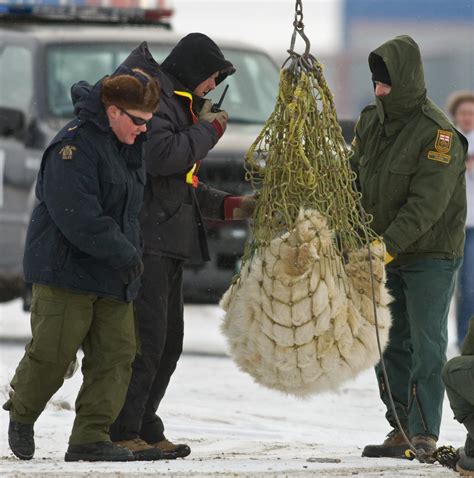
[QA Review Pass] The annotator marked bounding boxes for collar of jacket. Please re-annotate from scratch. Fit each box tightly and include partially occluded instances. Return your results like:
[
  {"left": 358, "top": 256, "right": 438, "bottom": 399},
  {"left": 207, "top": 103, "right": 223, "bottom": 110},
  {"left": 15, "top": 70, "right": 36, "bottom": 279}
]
[{"left": 174, "top": 90, "right": 199, "bottom": 124}]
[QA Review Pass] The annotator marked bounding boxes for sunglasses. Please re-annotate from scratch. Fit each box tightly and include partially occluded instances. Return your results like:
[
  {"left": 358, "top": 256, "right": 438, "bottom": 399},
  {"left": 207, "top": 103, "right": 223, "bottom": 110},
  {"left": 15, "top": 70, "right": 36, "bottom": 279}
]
[{"left": 118, "top": 107, "right": 151, "bottom": 128}]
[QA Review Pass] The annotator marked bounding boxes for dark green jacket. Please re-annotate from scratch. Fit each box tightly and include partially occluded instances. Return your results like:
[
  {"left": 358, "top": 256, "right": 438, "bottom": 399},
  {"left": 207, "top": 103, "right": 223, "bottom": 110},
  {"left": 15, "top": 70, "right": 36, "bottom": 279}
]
[{"left": 351, "top": 35, "right": 467, "bottom": 264}]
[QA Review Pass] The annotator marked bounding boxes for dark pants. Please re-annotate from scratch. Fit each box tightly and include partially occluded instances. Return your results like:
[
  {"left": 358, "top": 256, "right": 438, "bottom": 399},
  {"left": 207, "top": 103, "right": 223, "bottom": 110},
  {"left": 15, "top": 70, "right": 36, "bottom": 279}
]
[
  {"left": 375, "top": 258, "right": 461, "bottom": 438},
  {"left": 3, "top": 284, "right": 136, "bottom": 445},
  {"left": 110, "top": 254, "right": 184, "bottom": 443},
  {"left": 443, "top": 355, "right": 474, "bottom": 456}
]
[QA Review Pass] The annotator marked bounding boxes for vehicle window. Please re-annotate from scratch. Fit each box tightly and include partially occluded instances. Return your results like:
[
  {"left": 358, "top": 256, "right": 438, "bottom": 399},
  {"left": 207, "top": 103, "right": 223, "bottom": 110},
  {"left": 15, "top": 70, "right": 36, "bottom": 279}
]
[
  {"left": 215, "top": 50, "right": 279, "bottom": 124},
  {"left": 47, "top": 44, "right": 171, "bottom": 117},
  {"left": 0, "top": 45, "right": 33, "bottom": 111},
  {"left": 47, "top": 44, "right": 280, "bottom": 124}
]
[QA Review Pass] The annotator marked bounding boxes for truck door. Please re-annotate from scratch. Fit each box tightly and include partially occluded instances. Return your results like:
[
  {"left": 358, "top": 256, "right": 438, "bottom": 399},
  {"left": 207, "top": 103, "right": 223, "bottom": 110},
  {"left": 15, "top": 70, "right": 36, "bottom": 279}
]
[{"left": 0, "top": 41, "right": 39, "bottom": 298}]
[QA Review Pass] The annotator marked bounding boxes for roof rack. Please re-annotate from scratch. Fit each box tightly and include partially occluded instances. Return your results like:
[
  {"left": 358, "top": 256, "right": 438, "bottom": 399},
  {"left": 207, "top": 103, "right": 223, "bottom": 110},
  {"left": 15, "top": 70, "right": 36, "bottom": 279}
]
[{"left": 0, "top": 1, "right": 173, "bottom": 27}]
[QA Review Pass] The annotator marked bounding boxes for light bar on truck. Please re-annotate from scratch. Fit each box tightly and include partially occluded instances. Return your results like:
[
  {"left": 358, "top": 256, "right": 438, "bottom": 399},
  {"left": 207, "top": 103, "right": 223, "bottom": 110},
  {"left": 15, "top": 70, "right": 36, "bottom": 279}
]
[{"left": 0, "top": 0, "right": 173, "bottom": 25}]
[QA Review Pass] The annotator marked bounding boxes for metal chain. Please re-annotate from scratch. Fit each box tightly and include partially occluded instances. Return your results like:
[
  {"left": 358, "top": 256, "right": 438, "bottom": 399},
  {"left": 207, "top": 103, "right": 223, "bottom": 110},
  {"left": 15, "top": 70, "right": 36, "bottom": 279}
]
[{"left": 294, "top": 0, "right": 304, "bottom": 29}]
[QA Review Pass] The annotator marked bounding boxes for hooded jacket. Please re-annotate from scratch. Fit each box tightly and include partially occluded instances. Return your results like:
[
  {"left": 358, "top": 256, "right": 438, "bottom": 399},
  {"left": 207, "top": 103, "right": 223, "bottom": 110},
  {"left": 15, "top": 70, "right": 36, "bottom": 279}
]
[
  {"left": 120, "top": 39, "right": 234, "bottom": 262},
  {"left": 23, "top": 75, "right": 145, "bottom": 302},
  {"left": 351, "top": 35, "right": 467, "bottom": 264}
]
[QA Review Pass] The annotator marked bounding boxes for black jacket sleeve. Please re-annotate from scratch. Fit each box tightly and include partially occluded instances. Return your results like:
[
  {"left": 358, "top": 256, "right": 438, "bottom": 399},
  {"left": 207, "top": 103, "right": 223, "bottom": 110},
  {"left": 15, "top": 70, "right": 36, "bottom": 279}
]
[
  {"left": 144, "top": 98, "right": 219, "bottom": 177},
  {"left": 42, "top": 144, "right": 139, "bottom": 270},
  {"left": 195, "top": 182, "right": 230, "bottom": 220}
]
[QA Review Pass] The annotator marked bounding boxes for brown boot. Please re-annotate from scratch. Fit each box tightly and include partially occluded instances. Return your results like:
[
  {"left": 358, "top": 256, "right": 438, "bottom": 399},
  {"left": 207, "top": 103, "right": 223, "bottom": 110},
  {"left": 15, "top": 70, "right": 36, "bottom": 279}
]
[
  {"left": 412, "top": 434, "right": 437, "bottom": 463},
  {"left": 362, "top": 429, "right": 409, "bottom": 458},
  {"left": 114, "top": 438, "right": 164, "bottom": 461},
  {"left": 151, "top": 438, "right": 191, "bottom": 459}
]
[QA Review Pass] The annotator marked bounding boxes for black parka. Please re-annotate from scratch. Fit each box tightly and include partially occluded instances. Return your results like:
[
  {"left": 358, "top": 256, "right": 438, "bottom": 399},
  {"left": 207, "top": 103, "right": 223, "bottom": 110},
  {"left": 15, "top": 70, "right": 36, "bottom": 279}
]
[
  {"left": 120, "top": 40, "right": 233, "bottom": 262},
  {"left": 23, "top": 78, "right": 145, "bottom": 302}
]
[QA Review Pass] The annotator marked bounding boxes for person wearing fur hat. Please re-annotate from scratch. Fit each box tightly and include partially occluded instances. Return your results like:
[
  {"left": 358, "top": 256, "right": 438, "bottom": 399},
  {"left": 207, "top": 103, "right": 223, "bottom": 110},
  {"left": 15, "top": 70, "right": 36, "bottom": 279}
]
[
  {"left": 109, "top": 34, "right": 255, "bottom": 459},
  {"left": 3, "top": 67, "right": 161, "bottom": 462},
  {"left": 350, "top": 35, "right": 467, "bottom": 461}
]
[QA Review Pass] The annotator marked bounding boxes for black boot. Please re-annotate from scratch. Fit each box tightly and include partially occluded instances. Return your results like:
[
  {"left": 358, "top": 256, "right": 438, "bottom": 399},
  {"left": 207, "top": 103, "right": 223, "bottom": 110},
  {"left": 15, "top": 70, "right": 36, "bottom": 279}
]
[
  {"left": 65, "top": 441, "right": 134, "bottom": 462},
  {"left": 9, "top": 419, "right": 35, "bottom": 460},
  {"left": 362, "top": 428, "right": 409, "bottom": 458}
]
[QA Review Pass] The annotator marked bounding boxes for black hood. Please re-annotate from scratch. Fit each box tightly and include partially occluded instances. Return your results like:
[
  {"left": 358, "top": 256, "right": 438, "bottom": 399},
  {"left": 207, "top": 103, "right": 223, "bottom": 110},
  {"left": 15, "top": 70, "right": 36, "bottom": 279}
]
[
  {"left": 119, "top": 41, "right": 175, "bottom": 98},
  {"left": 160, "top": 33, "right": 235, "bottom": 92}
]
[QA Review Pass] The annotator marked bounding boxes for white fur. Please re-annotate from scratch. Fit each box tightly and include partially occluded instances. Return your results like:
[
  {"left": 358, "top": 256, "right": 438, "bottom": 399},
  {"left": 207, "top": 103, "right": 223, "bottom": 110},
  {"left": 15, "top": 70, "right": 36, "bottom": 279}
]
[{"left": 220, "top": 209, "right": 392, "bottom": 397}]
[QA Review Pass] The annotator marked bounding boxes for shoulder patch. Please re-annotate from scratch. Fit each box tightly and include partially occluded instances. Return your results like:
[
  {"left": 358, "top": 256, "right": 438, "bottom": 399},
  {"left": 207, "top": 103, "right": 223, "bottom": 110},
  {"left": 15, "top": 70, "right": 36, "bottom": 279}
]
[
  {"left": 435, "top": 130, "right": 453, "bottom": 154},
  {"left": 58, "top": 145, "right": 77, "bottom": 161}
]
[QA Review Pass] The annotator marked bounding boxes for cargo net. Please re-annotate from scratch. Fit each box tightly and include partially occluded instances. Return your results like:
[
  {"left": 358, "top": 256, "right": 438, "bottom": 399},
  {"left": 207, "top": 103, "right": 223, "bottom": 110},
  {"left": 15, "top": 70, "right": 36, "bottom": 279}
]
[{"left": 220, "top": 24, "right": 392, "bottom": 396}]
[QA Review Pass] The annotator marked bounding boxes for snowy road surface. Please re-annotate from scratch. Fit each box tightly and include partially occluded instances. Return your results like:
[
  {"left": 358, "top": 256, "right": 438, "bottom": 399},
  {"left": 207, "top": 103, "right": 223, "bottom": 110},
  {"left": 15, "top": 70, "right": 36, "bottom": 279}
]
[{"left": 0, "top": 300, "right": 462, "bottom": 477}]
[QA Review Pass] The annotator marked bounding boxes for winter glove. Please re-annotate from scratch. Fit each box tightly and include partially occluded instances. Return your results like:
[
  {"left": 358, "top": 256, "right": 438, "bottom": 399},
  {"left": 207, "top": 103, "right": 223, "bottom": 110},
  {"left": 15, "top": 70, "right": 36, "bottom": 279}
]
[
  {"left": 119, "top": 258, "right": 144, "bottom": 284},
  {"left": 198, "top": 99, "right": 228, "bottom": 137},
  {"left": 224, "top": 195, "right": 257, "bottom": 220},
  {"left": 371, "top": 239, "right": 394, "bottom": 265}
]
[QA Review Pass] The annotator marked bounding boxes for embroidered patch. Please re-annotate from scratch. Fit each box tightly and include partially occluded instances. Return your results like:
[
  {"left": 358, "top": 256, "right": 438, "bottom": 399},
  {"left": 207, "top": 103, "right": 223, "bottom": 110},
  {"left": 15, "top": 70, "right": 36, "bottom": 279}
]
[
  {"left": 58, "top": 145, "right": 76, "bottom": 161},
  {"left": 435, "top": 130, "right": 453, "bottom": 154},
  {"left": 427, "top": 150, "right": 451, "bottom": 164}
]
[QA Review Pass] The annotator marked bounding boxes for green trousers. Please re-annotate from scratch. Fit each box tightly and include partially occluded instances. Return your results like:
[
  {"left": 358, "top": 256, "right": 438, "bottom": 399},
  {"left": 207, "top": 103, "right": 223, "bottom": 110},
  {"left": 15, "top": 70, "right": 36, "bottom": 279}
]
[
  {"left": 375, "top": 258, "right": 461, "bottom": 438},
  {"left": 443, "top": 355, "right": 474, "bottom": 456},
  {"left": 3, "top": 284, "right": 136, "bottom": 445}
]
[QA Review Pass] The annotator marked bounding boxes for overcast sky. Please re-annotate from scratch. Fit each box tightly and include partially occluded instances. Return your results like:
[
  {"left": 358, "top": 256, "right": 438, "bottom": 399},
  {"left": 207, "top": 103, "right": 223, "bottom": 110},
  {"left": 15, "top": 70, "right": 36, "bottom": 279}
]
[{"left": 169, "top": 0, "right": 343, "bottom": 58}]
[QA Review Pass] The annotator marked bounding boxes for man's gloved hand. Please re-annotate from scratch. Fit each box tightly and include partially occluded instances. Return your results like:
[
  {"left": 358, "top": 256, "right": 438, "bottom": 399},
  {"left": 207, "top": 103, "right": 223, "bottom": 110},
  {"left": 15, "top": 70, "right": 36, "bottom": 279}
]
[
  {"left": 371, "top": 239, "right": 394, "bottom": 265},
  {"left": 119, "top": 258, "right": 144, "bottom": 284},
  {"left": 198, "top": 99, "right": 228, "bottom": 137},
  {"left": 224, "top": 195, "right": 257, "bottom": 220}
]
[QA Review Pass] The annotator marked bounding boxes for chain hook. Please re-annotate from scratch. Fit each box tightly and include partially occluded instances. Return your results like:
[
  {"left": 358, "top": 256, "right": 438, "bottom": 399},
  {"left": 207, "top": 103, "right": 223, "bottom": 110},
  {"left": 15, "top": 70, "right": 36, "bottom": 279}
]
[{"left": 288, "top": 0, "right": 311, "bottom": 58}]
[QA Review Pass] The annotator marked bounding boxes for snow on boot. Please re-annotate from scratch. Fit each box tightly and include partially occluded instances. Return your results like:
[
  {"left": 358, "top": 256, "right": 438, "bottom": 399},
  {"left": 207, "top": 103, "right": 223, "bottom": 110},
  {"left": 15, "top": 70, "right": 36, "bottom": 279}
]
[
  {"left": 114, "top": 438, "right": 164, "bottom": 461},
  {"left": 8, "top": 419, "right": 34, "bottom": 460},
  {"left": 64, "top": 441, "right": 133, "bottom": 462},
  {"left": 412, "top": 434, "right": 437, "bottom": 463},
  {"left": 362, "top": 429, "right": 409, "bottom": 458},
  {"left": 151, "top": 438, "right": 191, "bottom": 459}
]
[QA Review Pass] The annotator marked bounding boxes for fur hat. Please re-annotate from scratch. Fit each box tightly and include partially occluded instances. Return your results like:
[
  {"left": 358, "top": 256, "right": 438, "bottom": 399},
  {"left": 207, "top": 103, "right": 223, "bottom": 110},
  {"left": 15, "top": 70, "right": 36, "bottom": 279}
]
[{"left": 101, "top": 67, "right": 160, "bottom": 112}]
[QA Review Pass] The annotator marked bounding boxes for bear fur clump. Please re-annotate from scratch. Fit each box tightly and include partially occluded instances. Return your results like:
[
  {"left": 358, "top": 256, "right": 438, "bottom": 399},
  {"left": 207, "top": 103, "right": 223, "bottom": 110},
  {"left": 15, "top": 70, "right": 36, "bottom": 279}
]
[{"left": 220, "top": 209, "right": 392, "bottom": 396}]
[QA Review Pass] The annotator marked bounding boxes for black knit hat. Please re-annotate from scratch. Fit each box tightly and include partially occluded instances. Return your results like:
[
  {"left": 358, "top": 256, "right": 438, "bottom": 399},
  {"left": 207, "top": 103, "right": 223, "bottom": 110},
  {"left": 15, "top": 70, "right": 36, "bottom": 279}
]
[{"left": 369, "top": 53, "right": 392, "bottom": 86}]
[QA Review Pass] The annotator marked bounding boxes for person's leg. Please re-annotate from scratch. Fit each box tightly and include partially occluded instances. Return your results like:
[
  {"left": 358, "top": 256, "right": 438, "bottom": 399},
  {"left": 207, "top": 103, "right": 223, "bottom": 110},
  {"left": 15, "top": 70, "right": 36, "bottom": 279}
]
[
  {"left": 363, "top": 267, "right": 412, "bottom": 458},
  {"left": 140, "top": 259, "right": 184, "bottom": 443},
  {"left": 442, "top": 356, "right": 474, "bottom": 473},
  {"left": 4, "top": 284, "right": 95, "bottom": 459},
  {"left": 457, "top": 228, "right": 474, "bottom": 347},
  {"left": 139, "top": 259, "right": 189, "bottom": 458},
  {"left": 69, "top": 296, "right": 136, "bottom": 445},
  {"left": 374, "top": 267, "right": 412, "bottom": 432},
  {"left": 404, "top": 258, "right": 460, "bottom": 439},
  {"left": 109, "top": 254, "right": 170, "bottom": 442}
]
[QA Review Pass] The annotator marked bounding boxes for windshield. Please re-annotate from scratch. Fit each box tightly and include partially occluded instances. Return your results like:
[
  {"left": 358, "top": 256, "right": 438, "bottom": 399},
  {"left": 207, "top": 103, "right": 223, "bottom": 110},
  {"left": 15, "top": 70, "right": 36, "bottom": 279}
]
[{"left": 46, "top": 44, "right": 279, "bottom": 123}]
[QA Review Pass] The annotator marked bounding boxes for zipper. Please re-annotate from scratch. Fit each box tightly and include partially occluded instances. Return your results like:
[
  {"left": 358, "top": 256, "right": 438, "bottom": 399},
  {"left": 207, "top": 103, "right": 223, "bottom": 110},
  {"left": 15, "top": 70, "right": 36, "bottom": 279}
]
[{"left": 408, "top": 382, "right": 429, "bottom": 434}]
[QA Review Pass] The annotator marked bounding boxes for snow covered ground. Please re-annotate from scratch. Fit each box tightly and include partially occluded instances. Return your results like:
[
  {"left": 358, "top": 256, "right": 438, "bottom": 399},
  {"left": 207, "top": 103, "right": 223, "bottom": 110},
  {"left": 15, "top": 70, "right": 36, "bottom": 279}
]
[{"left": 0, "top": 299, "right": 463, "bottom": 477}]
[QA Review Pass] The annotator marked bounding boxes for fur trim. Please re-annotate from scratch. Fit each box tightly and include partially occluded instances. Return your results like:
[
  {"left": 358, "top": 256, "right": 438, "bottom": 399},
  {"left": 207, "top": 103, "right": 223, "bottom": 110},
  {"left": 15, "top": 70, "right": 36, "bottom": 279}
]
[{"left": 220, "top": 209, "right": 392, "bottom": 397}]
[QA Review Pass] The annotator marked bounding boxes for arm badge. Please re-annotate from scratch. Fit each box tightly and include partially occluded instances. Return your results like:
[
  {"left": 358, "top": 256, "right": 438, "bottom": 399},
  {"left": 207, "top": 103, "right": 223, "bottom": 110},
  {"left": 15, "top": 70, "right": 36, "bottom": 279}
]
[
  {"left": 59, "top": 145, "right": 77, "bottom": 161},
  {"left": 435, "top": 130, "right": 453, "bottom": 154}
]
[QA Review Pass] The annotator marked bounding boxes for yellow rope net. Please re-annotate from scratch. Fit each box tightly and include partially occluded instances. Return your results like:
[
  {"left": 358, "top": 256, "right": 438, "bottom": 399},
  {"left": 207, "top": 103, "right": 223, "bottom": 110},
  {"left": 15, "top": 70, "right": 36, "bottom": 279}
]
[{"left": 220, "top": 2, "right": 391, "bottom": 396}]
